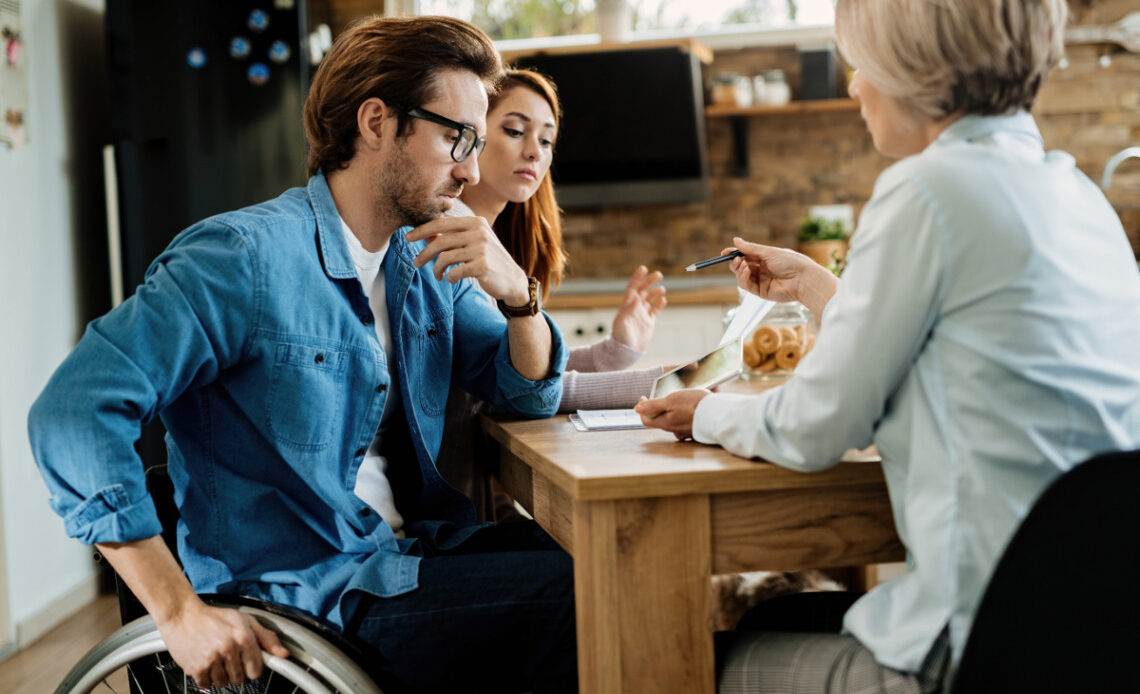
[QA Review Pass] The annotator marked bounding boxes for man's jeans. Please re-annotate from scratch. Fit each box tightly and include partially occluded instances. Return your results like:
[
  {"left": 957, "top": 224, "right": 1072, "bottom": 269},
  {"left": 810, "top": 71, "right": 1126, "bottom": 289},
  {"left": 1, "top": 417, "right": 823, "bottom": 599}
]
[{"left": 345, "top": 520, "right": 577, "bottom": 693}]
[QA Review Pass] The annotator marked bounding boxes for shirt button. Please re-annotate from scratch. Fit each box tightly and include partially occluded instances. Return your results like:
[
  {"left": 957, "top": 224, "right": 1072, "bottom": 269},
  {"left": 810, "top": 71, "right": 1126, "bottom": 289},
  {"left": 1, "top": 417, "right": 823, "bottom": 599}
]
[
  {"left": 359, "top": 508, "right": 372, "bottom": 517},
  {"left": 376, "top": 384, "right": 387, "bottom": 394},
  {"left": 361, "top": 315, "right": 373, "bottom": 326},
  {"left": 354, "top": 448, "right": 366, "bottom": 457},
  {"left": 314, "top": 353, "right": 324, "bottom": 364}
]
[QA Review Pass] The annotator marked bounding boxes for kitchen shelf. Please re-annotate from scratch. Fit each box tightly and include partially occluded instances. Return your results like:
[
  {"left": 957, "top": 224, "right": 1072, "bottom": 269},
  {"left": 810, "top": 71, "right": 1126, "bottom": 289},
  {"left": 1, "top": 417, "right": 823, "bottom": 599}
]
[
  {"left": 502, "top": 37, "right": 713, "bottom": 64},
  {"left": 707, "top": 99, "right": 861, "bottom": 177},
  {"left": 705, "top": 98, "right": 860, "bottom": 117}
]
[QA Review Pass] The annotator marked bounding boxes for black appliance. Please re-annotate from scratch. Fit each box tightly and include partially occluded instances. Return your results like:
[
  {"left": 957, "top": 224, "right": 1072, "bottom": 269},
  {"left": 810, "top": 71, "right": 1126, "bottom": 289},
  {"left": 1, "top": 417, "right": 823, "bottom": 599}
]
[
  {"left": 107, "top": 0, "right": 310, "bottom": 295},
  {"left": 515, "top": 45, "right": 710, "bottom": 209},
  {"left": 105, "top": 0, "right": 310, "bottom": 470}
]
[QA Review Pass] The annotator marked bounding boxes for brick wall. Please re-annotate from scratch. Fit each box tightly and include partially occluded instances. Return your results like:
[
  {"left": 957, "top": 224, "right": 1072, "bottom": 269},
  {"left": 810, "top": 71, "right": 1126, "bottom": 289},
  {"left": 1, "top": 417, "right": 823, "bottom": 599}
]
[{"left": 559, "top": 0, "right": 1140, "bottom": 279}]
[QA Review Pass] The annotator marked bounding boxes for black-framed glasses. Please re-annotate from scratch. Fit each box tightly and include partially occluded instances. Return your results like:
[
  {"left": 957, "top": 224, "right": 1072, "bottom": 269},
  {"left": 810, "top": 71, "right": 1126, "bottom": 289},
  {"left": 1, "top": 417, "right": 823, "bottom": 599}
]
[{"left": 403, "top": 106, "right": 486, "bottom": 163}]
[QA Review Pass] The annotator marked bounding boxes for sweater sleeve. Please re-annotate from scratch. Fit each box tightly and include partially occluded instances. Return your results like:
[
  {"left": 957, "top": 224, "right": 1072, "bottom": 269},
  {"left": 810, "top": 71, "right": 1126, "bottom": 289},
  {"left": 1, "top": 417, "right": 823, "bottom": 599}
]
[
  {"left": 559, "top": 366, "right": 665, "bottom": 413},
  {"left": 566, "top": 337, "right": 644, "bottom": 373}
]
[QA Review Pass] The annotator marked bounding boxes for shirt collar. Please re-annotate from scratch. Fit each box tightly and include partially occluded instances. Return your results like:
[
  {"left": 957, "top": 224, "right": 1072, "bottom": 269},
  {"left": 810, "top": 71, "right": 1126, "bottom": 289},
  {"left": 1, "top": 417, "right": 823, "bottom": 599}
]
[
  {"left": 931, "top": 110, "right": 1043, "bottom": 150},
  {"left": 307, "top": 170, "right": 418, "bottom": 280}
]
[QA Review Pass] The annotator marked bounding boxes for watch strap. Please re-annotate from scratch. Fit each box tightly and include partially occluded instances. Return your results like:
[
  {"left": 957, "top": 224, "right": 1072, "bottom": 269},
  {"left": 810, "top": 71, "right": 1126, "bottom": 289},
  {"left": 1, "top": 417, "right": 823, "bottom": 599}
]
[{"left": 497, "top": 276, "right": 541, "bottom": 318}]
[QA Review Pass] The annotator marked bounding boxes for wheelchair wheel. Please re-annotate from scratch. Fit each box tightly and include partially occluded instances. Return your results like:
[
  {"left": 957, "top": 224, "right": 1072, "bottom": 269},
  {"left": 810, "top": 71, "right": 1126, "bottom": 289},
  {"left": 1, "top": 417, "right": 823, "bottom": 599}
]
[{"left": 55, "top": 602, "right": 383, "bottom": 694}]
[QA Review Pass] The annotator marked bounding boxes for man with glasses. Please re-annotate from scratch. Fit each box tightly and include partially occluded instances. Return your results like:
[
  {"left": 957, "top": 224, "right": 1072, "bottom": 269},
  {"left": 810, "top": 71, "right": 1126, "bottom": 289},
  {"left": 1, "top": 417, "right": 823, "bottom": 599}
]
[{"left": 30, "top": 16, "right": 576, "bottom": 694}]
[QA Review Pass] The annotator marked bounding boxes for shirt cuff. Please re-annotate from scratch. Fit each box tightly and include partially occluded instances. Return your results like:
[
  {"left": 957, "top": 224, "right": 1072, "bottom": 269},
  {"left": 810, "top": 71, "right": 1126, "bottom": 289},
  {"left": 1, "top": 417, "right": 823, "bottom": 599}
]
[
  {"left": 692, "top": 392, "right": 763, "bottom": 447},
  {"left": 492, "top": 312, "right": 569, "bottom": 415},
  {"left": 61, "top": 484, "right": 163, "bottom": 546}
]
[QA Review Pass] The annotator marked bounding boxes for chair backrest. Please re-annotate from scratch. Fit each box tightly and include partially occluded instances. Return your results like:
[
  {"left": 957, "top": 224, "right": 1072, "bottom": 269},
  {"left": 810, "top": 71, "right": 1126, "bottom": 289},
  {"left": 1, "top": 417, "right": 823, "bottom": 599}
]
[{"left": 951, "top": 449, "right": 1140, "bottom": 693}]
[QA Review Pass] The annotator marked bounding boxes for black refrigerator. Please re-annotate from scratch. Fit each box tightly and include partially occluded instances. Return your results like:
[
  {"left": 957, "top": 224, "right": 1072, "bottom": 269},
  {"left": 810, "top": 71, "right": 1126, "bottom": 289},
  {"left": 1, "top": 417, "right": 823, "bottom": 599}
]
[{"left": 106, "top": 0, "right": 311, "bottom": 469}]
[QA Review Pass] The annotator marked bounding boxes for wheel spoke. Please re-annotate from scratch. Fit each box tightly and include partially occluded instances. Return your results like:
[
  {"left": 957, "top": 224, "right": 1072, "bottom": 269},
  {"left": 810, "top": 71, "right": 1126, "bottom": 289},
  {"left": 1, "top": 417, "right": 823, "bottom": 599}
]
[
  {"left": 98, "top": 677, "right": 122, "bottom": 694},
  {"left": 154, "top": 653, "right": 173, "bottom": 694}
]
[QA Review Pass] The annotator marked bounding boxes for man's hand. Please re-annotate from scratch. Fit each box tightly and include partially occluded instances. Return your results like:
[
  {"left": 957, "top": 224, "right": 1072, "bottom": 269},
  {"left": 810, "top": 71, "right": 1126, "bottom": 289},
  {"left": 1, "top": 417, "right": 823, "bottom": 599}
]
[
  {"left": 634, "top": 389, "right": 712, "bottom": 440},
  {"left": 406, "top": 216, "right": 530, "bottom": 305},
  {"left": 406, "top": 216, "right": 553, "bottom": 380},
  {"left": 95, "top": 536, "right": 290, "bottom": 690},
  {"left": 158, "top": 601, "right": 291, "bottom": 689},
  {"left": 611, "top": 266, "right": 667, "bottom": 353}
]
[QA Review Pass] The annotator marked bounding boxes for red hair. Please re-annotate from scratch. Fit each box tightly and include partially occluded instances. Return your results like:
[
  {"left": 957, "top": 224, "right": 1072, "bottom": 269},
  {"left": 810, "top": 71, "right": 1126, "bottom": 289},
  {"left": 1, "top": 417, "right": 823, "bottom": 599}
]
[{"left": 490, "top": 69, "right": 566, "bottom": 300}]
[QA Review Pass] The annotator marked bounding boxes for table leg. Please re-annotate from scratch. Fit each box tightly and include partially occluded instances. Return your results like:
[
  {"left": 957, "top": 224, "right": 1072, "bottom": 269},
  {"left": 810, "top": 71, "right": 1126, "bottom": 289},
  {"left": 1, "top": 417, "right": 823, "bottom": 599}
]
[{"left": 572, "top": 494, "right": 715, "bottom": 694}]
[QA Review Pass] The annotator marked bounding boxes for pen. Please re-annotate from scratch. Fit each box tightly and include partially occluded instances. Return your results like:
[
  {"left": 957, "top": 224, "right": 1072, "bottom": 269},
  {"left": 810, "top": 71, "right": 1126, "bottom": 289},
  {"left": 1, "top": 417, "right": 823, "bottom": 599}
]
[{"left": 685, "top": 249, "right": 744, "bottom": 272}]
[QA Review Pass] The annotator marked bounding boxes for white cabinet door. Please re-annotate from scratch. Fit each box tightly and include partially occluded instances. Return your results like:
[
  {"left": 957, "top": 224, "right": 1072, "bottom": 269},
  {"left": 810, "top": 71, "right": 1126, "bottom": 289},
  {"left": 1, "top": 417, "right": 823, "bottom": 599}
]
[
  {"left": 546, "top": 308, "right": 611, "bottom": 350},
  {"left": 547, "top": 303, "right": 734, "bottom": 366},
  {"left": 643, "top": 305, "right": 733, "bottom": 364}
]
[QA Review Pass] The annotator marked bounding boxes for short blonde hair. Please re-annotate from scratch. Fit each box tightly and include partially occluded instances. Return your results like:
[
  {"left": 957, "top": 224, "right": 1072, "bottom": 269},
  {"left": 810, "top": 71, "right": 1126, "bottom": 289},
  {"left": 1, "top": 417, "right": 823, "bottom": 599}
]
[{"left": 835, "top": 0, "right": 1067, "bottom": 119}]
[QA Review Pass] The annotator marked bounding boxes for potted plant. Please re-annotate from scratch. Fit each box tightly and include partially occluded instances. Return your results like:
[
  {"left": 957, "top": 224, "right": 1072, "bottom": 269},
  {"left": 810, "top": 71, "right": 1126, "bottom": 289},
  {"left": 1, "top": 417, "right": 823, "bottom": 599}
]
[{"left": 796, "top": 216, "right": 849, "bottom": 274}]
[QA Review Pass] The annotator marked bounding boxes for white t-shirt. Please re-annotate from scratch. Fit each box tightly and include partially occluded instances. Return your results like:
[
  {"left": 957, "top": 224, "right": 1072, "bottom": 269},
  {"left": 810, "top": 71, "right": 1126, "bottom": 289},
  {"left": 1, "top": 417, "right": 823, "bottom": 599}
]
[{"left": 341, "top": 217, "right": 405, "bottom": 538}]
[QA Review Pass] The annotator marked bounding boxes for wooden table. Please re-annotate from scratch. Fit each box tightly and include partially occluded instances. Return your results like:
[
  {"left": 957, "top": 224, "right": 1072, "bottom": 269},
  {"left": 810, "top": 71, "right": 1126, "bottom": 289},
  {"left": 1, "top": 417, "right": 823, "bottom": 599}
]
[{"left": 482, "top": 397, "right": 904, "bottom": 694}]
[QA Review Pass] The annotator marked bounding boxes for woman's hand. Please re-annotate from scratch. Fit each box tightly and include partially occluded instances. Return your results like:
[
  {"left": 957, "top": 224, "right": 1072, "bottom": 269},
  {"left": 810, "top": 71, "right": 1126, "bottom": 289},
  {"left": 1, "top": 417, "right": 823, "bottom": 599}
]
[
  {"left": 634, "top": 389, "right": 711, "bottom": 440},
  {"left": 611, "top": 266, "right": 667, "bottom": 353},
  {"left": 727, "top": 238, "right": 839, "bottom": 318}
]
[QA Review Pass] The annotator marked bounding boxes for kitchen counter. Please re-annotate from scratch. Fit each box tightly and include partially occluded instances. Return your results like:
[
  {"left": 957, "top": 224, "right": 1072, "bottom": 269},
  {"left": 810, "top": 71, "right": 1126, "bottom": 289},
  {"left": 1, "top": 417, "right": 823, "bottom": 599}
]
[{"left": 547, "top": 275, "right": 740, "bottom": 309}]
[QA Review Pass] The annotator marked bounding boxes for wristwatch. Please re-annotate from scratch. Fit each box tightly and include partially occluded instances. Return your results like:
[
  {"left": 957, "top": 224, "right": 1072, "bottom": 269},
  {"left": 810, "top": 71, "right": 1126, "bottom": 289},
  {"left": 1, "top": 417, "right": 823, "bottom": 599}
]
[{"left": 497, "top": 276, "right": 542, "bottom": 318}]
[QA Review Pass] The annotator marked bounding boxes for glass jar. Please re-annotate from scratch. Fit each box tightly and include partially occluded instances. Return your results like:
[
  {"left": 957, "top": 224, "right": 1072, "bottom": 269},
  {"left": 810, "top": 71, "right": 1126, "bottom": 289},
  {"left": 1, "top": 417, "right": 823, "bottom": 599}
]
[
  {"left": 743, "top": 301, "right": 816, "bottom": 381},
  {"left": 751, "top": 74, "right": 768, "bottom": 105},
  {"left": 710, "top": 73, "right": 740, "bottom": 106},
  {"left": 762, "top": 69, "right": 791, "bottom": 106}
]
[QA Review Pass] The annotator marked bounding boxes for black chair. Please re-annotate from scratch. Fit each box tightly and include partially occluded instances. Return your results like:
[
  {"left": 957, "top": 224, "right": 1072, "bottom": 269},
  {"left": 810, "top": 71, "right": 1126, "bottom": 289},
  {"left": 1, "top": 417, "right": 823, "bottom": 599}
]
[
  {"left": 59, "top": 464, "right": 385, "bottom": 694},
  {"left": 722, "top": 450, "right": 1140, "bottom": 692},
  {"left": 950, "top": 449, "right": 1140, "bottom": 693}
]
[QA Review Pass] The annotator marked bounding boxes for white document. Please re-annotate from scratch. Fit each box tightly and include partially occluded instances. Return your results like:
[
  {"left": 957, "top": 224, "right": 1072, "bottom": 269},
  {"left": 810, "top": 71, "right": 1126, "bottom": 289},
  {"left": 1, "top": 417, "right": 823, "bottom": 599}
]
[
  {"left": 570, "top": 409, "right": 645, "bottom": 431},
  {"left": 719, "top": 292, "right": 775, "bottom": 347}
]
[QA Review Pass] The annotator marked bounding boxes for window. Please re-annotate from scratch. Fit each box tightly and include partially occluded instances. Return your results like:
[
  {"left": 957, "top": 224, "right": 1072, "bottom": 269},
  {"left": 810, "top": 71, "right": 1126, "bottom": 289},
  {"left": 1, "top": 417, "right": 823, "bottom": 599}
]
[{"left": 417, "top": 0, "right": 835, "bottom": 42}]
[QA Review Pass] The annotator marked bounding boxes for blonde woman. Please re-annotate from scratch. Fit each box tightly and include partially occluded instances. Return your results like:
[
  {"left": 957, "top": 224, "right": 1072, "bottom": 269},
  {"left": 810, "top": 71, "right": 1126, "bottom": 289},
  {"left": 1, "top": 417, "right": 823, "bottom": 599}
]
[{"left": 637, "top": 1, "right": 1140, "bottom": 691}]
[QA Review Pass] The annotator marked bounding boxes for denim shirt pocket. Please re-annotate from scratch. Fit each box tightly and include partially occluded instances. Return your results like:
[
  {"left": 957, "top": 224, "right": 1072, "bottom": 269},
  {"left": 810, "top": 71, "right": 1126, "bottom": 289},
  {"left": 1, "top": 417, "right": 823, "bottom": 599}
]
[
  {"left": 411, "top": 315, "right": 452, "bottom": 416},
  {"left": 266, "top": 341, "right": 347, "bottom": 450}
]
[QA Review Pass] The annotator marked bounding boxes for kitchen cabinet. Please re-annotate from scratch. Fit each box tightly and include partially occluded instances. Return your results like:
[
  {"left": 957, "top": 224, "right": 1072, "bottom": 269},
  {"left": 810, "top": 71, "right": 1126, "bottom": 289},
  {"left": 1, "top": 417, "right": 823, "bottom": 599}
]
[
  {"left": 547, "top": 302, "right": 737, "bottom": 366},
  {"left": 545, "top": 277, "right": 740, "bottom": 365}
]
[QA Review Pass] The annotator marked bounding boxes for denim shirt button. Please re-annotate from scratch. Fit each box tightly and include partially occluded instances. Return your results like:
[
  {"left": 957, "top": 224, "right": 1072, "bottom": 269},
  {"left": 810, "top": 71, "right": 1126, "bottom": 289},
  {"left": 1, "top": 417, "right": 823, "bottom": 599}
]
[
  {"left": 376, "top": 384, "right": 387, "bottom": 394},
  {"left": 359, "top": 507, "right": 372, "bottom": 517},
  {"left": 360, "top": 315, "right": 373, "bottom": 326},
  {"left": 314, "top": 353, "right": 324, "bottom": 363},
  {"left": 354, "top": 447, "right": 366, "bottom": 457}
]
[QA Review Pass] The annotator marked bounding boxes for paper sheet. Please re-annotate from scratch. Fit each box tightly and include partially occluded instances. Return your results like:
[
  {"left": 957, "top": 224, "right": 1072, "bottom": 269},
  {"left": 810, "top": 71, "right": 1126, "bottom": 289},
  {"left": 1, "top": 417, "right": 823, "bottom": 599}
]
[
  {"left": 719, "top": 292, "right": 775, "bottom": 347},
  {"left": 570, "top": 409, "right": 645, "bottom": 431}
]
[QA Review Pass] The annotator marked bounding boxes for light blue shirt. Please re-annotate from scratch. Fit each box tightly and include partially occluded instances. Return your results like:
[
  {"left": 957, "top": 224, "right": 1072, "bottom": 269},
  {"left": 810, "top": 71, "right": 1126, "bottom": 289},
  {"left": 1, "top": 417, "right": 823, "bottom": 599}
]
[
  {"left": 29, "top": 171, "right": 567, "bottom": 626},
  {"left": 693, "top": 112, "right": 1140, "bottom": 674}
]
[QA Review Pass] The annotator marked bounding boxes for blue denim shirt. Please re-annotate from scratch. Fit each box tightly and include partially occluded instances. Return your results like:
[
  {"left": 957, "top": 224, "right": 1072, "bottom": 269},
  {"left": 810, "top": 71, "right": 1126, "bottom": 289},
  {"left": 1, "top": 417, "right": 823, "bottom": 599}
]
[{"left": 28, "top": 171, "right": 567, "bottom": 626}]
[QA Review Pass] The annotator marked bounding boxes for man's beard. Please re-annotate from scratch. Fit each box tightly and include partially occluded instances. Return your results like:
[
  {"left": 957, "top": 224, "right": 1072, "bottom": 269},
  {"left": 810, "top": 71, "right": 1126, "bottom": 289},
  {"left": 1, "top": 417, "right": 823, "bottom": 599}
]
[{"left": 376, "top": 139, "right": 462, "bottom": 228}]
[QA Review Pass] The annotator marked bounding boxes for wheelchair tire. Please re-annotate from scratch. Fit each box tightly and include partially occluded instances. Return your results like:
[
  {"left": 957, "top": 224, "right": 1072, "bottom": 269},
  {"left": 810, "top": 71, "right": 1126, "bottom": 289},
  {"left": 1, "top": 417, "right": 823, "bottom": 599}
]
[{"left": 55, "top": 601, "right": 383, "bottom": 694}]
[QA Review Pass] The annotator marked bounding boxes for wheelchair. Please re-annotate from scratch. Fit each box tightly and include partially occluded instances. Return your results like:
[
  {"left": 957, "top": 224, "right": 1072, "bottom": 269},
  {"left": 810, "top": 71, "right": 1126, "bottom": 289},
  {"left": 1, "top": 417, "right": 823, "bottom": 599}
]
[{"left": 55, "top": 465, "right": 385, "bottom": 694}]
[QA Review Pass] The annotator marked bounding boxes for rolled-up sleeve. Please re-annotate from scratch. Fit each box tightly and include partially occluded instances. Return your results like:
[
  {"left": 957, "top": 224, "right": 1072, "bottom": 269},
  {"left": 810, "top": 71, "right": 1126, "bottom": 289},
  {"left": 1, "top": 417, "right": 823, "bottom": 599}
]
[
  {"left": 488, "top": 311, "right": 567, "bottom": 417},
  {"left": 450, "top": 280, "right": 567, "bottom": 417},
  {"left": 28, "top": 222, "right": 254, "bottom": 544},
  {"left": 693, "top": 166, "right": 947, "bottom": 470}
]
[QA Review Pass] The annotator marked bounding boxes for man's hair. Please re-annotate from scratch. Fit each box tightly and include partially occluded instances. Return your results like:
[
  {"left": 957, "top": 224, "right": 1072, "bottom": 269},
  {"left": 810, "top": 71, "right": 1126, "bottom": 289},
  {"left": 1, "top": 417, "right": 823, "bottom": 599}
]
[
  {"left": 303, "top": 15, "right": 503, "bottom": 177},
  {"left": 835, "top": 0, "right": 1067, "bottom": 119},
  {"left": 491, "top": 69, "right": 566, "bottom": 300}
]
